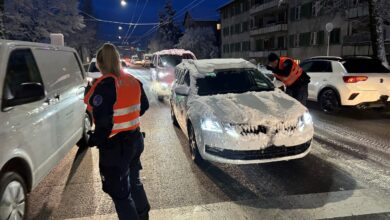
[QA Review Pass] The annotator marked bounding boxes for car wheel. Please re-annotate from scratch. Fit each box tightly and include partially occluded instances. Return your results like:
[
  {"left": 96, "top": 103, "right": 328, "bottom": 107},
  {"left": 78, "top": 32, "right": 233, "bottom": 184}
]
[
  {"left": 157, "top": 96, "right": 164, "bottom": 102},
  {"left": 319, "top": 89, "right": 340, "bottom": 114},
  {"left": 188, "top": 124, "right": 204, "bottom": 165},
  {"left": 170, "top": 105, "right": 179, "bottom": 127},
  {"left": 0, "top": 172, "right": 27, "bottom": 220},
  {"left": 77, "top": 113, "right": 92, "bottom": 148}
]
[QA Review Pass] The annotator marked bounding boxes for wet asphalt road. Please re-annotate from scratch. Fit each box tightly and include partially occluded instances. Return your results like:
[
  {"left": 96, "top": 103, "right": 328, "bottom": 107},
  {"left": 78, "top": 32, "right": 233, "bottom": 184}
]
[{"left": 26, "top": 67, "right": 390, "bottom": 220}]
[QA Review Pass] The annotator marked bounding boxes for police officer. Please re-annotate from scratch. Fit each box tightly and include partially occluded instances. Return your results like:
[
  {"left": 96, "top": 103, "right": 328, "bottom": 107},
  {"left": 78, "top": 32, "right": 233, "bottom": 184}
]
[
  {"left": 266, "top": 53, "right": 310, "bottom": 105},
  {"left": 85, "top": 43, "right": 150, "bottom": 220}
]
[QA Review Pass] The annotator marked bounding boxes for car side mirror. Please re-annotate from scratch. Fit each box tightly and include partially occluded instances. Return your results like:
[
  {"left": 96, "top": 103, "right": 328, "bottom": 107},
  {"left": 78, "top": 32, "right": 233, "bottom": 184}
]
[
  {"left": 174, "top": 85, "right": 190, "bottom": 96},
  {"left": 6, "top": 82, "right": 45, "bottom": 107}
]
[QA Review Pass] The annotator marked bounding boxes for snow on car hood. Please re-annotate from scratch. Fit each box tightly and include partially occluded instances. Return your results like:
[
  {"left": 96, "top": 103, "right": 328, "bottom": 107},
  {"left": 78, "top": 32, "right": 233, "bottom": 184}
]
[{"left": 189, "top": 90, "right": 307, "bottom": 125}]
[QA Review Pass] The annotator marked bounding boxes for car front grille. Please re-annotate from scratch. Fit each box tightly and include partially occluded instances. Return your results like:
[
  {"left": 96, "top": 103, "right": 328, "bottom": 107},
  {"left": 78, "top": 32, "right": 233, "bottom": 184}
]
[
  {"left": 205, "top": 140, "right": 311, "bottom": 160},
  {"left": 230, "top": 120, "right": 299, "bottom": 136}
]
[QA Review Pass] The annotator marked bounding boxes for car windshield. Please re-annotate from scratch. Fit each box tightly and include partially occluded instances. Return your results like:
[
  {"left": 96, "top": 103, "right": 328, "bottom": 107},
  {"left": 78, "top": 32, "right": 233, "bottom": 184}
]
[
  {"left": 196, "top": 69, "right": 274, "bottom": 96},
  {"left": 160, "top": 55, "right": 184, "bottom": 67},
  {"left": 342, "top": 59, "right": 390, "bottom": 73},
  {"left": 88, "top": 62, "right": 99, "bottom": 72}
]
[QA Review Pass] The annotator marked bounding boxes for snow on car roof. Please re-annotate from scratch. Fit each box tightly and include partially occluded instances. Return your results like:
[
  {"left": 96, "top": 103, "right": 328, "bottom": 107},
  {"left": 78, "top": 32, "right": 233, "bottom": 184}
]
[
  {"left": 177, "top": 59, "right": 256, "bottom": 78},
  {"left": 154, "top": 49, "right": 195, "bottom": 57}
]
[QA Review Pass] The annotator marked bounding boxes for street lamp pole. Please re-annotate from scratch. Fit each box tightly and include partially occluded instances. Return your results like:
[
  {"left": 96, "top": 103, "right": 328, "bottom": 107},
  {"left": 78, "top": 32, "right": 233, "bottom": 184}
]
[{"left": 325, "top": 23, "right": 334, "bottom": 56}]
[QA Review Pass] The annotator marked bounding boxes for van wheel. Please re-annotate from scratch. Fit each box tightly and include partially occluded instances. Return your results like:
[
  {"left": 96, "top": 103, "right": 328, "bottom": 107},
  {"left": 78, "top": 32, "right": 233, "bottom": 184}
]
[
  {"left": 319, "top": 89, "right": 340, "bottom": 114},
  {"left": 0, "top": 172, "right": 27, "bottom": 220},
  {"left": 77, "top": 113, "right": 92, "bottom": 148},
  {"left": 188, "top": 125, "right": 204, "bottom": 166}
]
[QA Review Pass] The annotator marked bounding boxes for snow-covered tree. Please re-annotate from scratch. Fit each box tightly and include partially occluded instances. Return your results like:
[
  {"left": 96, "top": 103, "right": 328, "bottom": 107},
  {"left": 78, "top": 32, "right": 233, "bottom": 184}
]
[
  {"left": 3, "top": 0, "right": 85, "bottom": 42},
  {"left": 148, "top": 0, "right": 182, "bottom": 52},
  {"left": 176, "top": 27, "right": 219, "bottom": 59}
]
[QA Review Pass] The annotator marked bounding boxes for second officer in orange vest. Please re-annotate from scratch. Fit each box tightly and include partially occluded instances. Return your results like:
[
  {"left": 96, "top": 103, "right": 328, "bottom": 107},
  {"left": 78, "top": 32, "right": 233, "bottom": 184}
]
[
  {"left": 266, "top": 53, "right": 311, "bottom": 106},
  {"left": 85, "top": 43, "right": 150, "bottom": 220}
]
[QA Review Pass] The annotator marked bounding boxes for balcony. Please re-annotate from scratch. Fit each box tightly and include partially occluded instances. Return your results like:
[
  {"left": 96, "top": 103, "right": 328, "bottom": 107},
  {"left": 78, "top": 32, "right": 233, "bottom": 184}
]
[
  {"left": 250, "top": 24, "right": 287, "bottom": 36},
  {"left": 250, "top": 0, "right": 280, "bottom": 15},
  {"left": 249, "top": 50, "right": 287, "bottom": 58}
]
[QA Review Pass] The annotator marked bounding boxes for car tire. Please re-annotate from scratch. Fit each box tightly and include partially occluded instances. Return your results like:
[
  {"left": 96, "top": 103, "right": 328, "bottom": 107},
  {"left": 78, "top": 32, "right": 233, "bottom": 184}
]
[
  {"left": 319, "top": 89, "right": 340, "bottom": 114},
  {"left": 157, "top": 96, "right": 164, "bottom": 102},
  {"left": 77, "top": 113, "right": 92, "bottom": 149},
  {"left": 0, "top": 172, "right": 27, "bottom": 220},
  {"left": 170, "top": 105, "right": 179, "bottom": 127},
  {"left": 188, "top": 124, "right": 204, "bottom": 166}
]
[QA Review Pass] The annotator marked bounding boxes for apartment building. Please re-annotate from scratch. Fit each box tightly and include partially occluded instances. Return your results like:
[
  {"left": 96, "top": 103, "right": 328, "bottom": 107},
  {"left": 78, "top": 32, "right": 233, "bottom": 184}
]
[
  {"left": 219, "top": 0, "right": 390, "bottom": 63},
  {"left": 219, "top": 0, "right": 251, "bottom": 59}
]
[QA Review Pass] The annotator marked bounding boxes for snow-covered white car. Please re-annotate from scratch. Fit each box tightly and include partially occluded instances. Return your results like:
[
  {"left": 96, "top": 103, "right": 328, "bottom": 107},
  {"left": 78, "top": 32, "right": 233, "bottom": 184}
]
[
  {"left": 170, "top": 59, "right": 313, "bottom": 165},
  {"left": 300, "top": 56, "right": 390, "bottom": 113},
  {"left": 151, "top": 49, "right": 196, "bottom": 101},
  {"left": 86, "top": 58, "right": 129, "bottom": 84}
]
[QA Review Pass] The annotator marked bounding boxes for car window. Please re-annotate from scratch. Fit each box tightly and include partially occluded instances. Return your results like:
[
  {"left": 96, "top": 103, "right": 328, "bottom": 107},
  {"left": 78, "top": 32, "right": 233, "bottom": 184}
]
[
  {"left": 300, "top": 60, "right": 332, "bottom": 72},
  {"left": 196, "top": 68, "right": 274, "bottom": 96},
  {"left": 3, "top": 49, "right": 43, "bottom": 101},
  {"left": 88, "top": 62, "right": 99, "bottom": 72},
  {"left": 342, "top": 59, "right": 390, "bottom": 73},
  {"left": 183, "top": 71, "right": 190, "bottom": 86},
  {"left": 176, "top": 69, "right": 185, "bottom": 85}
]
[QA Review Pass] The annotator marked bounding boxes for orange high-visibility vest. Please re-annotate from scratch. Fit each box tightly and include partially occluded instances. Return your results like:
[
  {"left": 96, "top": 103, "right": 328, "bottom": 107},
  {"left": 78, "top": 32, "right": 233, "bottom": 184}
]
[
  {"left": 274, "top": 57, "right": 303, "bottom": 87},
  {"left": 84, "top": 71, "right": 141, "bottom": 136}
]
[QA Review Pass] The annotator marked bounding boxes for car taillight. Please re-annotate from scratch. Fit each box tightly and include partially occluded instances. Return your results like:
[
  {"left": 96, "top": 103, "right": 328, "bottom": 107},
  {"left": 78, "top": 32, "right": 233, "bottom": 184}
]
[{"left": 343, "top": 76, "right": 368, "bottom": 83}]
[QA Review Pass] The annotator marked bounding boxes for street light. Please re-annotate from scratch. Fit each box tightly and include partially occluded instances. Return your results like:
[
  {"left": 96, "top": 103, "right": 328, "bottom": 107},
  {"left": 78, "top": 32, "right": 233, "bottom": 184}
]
[
  {"left": 121, "top": 0, "right": 127, "bottom": 6},
  {"left": 118, "top": 36, "right": 122, "bottom": 40},
  {"left": 118, "top": 26, "right": 123, "bottom": 30}
]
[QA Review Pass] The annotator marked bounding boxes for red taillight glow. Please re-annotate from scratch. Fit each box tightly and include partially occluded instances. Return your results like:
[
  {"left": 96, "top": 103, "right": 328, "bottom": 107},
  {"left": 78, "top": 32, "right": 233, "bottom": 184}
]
[{"left": 343, "top": 76, "right": 368, "bottom": 83}]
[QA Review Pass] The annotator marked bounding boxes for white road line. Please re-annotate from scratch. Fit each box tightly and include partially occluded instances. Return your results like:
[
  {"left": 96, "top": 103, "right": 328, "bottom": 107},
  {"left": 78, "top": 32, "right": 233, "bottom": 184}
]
[{"left": 65, "top": 188, "right": 390, "bottom": 220}]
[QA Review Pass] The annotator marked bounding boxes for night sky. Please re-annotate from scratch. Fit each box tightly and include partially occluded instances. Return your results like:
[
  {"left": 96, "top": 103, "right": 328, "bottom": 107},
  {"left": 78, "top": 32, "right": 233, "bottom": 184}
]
[{"left": 86, "top": 0, "right": 230, "bottom": 47}]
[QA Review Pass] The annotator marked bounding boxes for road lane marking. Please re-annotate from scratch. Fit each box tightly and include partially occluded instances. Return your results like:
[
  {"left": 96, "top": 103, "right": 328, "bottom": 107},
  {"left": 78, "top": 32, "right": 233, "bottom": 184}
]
[{"left": 65, "top": 188, "right": 390, "bottom": 220}]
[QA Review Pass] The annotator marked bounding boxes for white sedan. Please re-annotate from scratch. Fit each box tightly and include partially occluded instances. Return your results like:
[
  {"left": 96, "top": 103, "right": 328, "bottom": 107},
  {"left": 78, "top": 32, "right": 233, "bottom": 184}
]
[
  {"left": 300, "top": 56, "right": 390, "bottom": 113},
  {"left": 170, "top": 59, "right": 313, "bottom": 165}
]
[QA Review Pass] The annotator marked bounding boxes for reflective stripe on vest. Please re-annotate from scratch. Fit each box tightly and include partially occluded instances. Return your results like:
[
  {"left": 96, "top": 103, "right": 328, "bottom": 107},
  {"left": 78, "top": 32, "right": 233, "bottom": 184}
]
[
  {"left": 84, "top": 71, "right": 141, "bottom": 137},
  {"left": 274, "top": 57, "right": 303, "bottom": 87}
]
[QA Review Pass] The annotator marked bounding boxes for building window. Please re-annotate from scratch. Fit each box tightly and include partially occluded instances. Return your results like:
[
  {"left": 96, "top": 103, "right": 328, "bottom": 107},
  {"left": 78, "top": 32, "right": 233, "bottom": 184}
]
[
  {"left": 230, "top": 43, "right": 235, "bottom": 52},
  {"left": 230, "top": 6, "right": 235, "bottom": 17},
  {"left": 242, "top": 41, "right": 251, "bottom": 51},
  {"left": 310, "top": 32, "right": 318, "bottom": 45},
  {"left": 222, "top": 10, "right": 229, "bottom": 19},
  {"left": 242, "top": 22, "right": 249, "bottom": 32},
  {"left": 290, "top": 6, "right": 301, "bottom": 21},
  {"left": 230, "top": 26, "right": 234, "bottom": 35},
  {"left": 317, "top": 31, "right": 325, "bottom": 45},
  {"left": 289, "top": 35, "right": 295, "bottom": 48},
  {"left": 235, "top": 24, "right": 241, "bottom": 34},
  {"left": 299, "top": 32, "right": 311, "bottom": 47},
  {"left": 294, "top": 34, "right": 300, "bottom": 47},
  {"left": 264, "top": 38, "right": 275, "bottom": 50},
  {"left": 301, "top": 2, "right": 312, "bottom": 18},
  {"left": 235, "top": 42, "right": 241, "bottom": 52},
  {"left": 255, "top": 39, "right": 263, "bottom": 51},
  {"left": 235, "top": 3, "right": 241, "bottom": 15},
  {"left": 243, "top": 1, "right": 250, "bottom": 11},
  {"left": 223, "top": 27, "right": 230, "bottom": 36},
  {"left": 223, "top": 44, "right": 230, "bottom": 53},
  {"left": 277, "top": 36, "right": 286, "bottom": 49},
  {"left": 330, "top": 28, "right": 341, "bottom": 44}
]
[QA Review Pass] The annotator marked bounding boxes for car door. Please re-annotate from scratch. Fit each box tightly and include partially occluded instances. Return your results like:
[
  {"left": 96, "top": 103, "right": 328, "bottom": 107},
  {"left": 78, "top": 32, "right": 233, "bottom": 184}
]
[
  {"left": 1, "top": 48, "right": 58, "bottom": 184},
  {"left": 32, "top": 49, "right": 85, "bottom": 154},
  {"left": 177, "top": 71, "right": 191, "bottom": 130},
  {"left": 300, "top": 60, "right": 333, "bottom": 101}
]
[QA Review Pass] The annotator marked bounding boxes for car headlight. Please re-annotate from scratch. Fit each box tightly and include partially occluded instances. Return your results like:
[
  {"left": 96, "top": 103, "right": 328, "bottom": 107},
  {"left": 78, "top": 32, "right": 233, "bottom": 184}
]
[
  {"left": 298, "top": 112, "right": 312, "bottom": 132},
  {"left": 160, "top": 82, "right": 169, "bottom": 89},
  {"left": 201, "top": 118, "right": 223, "bottom": 133},
  {"left": 224, "top": 123, "right": 240, "bottom": 138},
  {"left": 158, "top": 72, "right": 168, "bottom": 78}
]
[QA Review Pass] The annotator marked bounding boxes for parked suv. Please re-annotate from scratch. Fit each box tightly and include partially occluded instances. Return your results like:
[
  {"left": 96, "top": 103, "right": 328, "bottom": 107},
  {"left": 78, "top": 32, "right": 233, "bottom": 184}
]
[
  {"left": 300, "top": 56, "right": 390, "bottom": 113},
  {"left": 0, "top": 40, "right": 91, "bottom": 220},
  {"left": 151, "top": 49, "right": 196, "bottom": 101},
  {"left": 170, "top": 59, "right": 313, "bottom": 165}
]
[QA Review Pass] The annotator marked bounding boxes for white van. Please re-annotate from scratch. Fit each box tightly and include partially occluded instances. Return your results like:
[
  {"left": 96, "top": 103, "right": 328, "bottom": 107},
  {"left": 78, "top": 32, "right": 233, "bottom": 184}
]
[{"left": 0, "top": 40, "right": 91, "bottom": 220}]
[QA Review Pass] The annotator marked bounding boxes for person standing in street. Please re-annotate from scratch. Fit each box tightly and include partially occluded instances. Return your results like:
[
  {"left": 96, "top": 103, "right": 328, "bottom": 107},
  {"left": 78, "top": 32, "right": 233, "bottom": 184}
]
[
  {"left": 266, "top": 53, "right": 311, "bottom": 106},
  {"left": 84, "top": 43, "right": 150, "bottom": 220}
]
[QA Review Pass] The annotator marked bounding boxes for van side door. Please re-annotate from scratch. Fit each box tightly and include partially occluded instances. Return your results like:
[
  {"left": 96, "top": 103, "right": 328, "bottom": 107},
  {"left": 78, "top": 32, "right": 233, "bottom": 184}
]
[{"left": 1, "top": 48, "right": 57, "bottom": 185}]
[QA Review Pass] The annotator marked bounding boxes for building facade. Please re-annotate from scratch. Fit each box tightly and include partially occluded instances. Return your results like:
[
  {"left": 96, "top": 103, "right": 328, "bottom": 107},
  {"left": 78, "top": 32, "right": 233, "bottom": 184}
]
[{"left": 219, "top": 0, "right": 390, "bottom": 63}]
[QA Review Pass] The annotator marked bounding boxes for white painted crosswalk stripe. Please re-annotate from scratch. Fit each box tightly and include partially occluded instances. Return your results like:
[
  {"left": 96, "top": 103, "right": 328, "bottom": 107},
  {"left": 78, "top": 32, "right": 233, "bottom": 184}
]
[{"left": 66, "top": 188, "right": 390, "bottom": 220}]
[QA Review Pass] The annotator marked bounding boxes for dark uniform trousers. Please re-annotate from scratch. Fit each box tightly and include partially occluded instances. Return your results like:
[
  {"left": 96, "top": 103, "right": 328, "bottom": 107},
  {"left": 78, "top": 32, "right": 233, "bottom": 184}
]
[
  {"left": 286, "top": 83, "right": 309, "bottom": 106},
  {"left": 98, "top": 128, "right": 150, "bottom": 220}
]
